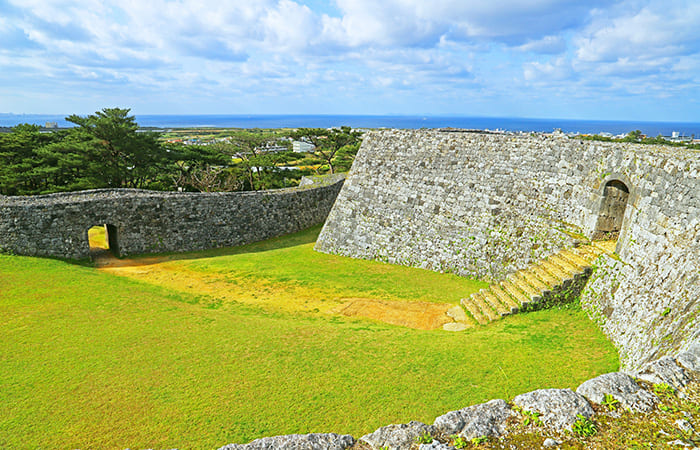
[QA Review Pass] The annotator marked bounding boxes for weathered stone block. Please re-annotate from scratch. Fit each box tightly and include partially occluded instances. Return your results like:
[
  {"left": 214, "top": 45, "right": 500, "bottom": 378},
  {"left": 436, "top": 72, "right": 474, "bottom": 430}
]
[
  {"left": 576, "top": 372, "right": 658, "bottom": 412},
  {"left": 360, "top": 421, "right": 435, "bottom": 450},
  {"left": 218, "top": 433, "right": 355, "bottom": 450},
  {"left": 433, "top": 399, "right": 513, "bottom": 439},
  {"left": 513, "top": 388, "right": 593, "bottom": 432}
]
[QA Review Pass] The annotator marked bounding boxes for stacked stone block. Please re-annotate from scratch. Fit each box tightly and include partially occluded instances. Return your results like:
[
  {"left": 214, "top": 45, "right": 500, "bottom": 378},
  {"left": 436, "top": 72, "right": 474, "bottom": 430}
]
[{"left": 0, "top": 174, "right": 344, "bottom": 260}]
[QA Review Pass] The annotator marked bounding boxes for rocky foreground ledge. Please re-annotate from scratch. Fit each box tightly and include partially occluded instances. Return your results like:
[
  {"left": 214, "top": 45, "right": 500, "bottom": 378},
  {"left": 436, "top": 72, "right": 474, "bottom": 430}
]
[{"left": 218, "top": 345, "right": 700, "bottom": 449}]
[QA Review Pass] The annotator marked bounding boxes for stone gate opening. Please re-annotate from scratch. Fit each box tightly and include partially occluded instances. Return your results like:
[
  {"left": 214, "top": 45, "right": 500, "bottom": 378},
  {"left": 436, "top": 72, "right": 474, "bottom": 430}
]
[
  {"left": 593, "top": 180, "right": 630, "bottom": 241},
  {"left": 87, "top": 224, "right": 120, "bottom": 258}
]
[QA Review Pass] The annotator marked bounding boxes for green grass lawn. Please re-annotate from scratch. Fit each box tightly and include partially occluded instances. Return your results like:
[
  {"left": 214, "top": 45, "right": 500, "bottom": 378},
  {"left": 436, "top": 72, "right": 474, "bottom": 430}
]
[
  {"left": 153, "top": 225, "right": 490, "bottom": 308},
  {"left": 0, "top": 227, "right": 619, "bottom": 450}
]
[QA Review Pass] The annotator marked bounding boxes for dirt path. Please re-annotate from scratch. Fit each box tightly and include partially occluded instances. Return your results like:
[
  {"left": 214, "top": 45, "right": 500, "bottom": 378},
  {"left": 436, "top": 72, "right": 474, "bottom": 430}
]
[
  {"left": 332, "top": 298, "right": 454, "bottom": 329},
  {"left": 94, "top": 253, "right": 456, "bottom": 330}
]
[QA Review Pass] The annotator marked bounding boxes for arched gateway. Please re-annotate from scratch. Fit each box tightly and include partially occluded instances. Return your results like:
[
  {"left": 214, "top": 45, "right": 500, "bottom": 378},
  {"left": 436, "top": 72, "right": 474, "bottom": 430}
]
[
  {"left": 592, "top": 179, "right": 630, "bottom": 241},
  {"left": 88, "top": 224, "right": 121, "bottom": 258}
]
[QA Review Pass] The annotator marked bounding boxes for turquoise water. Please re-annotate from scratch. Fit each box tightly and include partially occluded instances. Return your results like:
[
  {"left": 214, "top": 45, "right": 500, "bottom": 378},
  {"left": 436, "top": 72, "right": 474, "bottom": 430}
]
[{"left": 2, "top": 113, "right": 699, "bottom": 136}]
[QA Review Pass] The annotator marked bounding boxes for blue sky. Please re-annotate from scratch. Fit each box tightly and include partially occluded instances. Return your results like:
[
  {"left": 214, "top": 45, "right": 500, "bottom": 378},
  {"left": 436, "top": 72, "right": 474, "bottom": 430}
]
[{"left": 1, "top": 0, "right": 699, "bottom": 121}]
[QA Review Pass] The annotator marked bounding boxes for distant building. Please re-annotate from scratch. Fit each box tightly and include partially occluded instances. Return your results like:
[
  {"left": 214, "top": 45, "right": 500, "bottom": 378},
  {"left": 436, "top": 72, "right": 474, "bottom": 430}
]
[
  {"left": 44, "top": 122, "right": 58, "bottom": 129},
  {"left": 668, "top": 131, "right": 692, "bottom": 143},
  {"left": 293, "top": 141, "right": 315, "bottom": 153},
  {"left": 261, "top": 145, "right": 289, "bottom": 153}
]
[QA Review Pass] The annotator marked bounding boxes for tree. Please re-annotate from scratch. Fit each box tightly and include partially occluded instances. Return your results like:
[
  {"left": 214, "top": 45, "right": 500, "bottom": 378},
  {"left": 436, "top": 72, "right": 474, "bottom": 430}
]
[
  {"left": 32, "top": 132, "right": 104, "bottom": 192},
  {"left": 624, "top": 130, "right": 643, "bottom": 142},
  {"left": 66, "top": 108, "right": 166, "bottom": 188},
  {"left": 218, "top": 131, "right": 295, "bottom": 190},
  {"left": 185, "top": 166, "right": 243, "bottom": 192},
  {"left": 163, "top": 142, "right": 240, "bottom": 192},
  {"left": 291, "top": 126, "right": 361, "bottom": 174},
  {"left": 0, "top": 124, "right": 60, "bottom": 195},
  {"left": 332, "top": 139, "right": 361, "bottom": 173},
  {"left": 0, "top": 109, "right": 357, "bottom": 195}
]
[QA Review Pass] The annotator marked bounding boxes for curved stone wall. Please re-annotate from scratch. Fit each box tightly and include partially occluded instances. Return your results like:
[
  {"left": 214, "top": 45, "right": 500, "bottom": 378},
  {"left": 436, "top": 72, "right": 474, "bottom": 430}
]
[
  {"left": 0, "top": 174, "right": 344, "bottom": 260},
  {"left": 316, "top": 130, "right": 699, "bottom": 369}
]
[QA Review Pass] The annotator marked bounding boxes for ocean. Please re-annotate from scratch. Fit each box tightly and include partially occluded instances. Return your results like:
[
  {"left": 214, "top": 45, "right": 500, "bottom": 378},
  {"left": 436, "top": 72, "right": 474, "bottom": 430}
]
[{"left": 1, "top": 113, "right": 699, "bottom": 137}]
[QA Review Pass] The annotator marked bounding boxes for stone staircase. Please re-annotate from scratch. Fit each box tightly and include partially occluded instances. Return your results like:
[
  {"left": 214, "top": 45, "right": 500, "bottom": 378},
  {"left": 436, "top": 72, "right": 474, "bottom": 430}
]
[{"left": 443, "top": 241, "right": 616, "bottom": 331}]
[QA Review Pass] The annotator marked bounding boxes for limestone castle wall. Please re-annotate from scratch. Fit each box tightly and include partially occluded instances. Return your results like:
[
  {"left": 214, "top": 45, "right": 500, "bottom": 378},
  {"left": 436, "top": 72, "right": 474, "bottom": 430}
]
[
  {"left": 315, "top": 130, "right": 699, "bottom": 369},
  {"left": 0, "top": 174, "right": 344, "bottom": 260}
]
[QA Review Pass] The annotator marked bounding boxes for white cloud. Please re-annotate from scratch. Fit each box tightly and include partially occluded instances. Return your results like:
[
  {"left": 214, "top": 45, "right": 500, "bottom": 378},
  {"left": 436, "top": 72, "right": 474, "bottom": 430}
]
[
  {"left": 260, "top": 0, "right": 318, "bottom": 51},
  {"left": 523, "top": 57, "right": 574, "bottom": 82},
  {"left": 515, "top": 0, "right": 700, "bottom": 104},
  {"left": 574, "top": 1, "right": 700, "bottom": 69},
  {"left": 323, "top": 0, "right": 610, "bottom": 49},
  {"left": 517, "top": 36, "right": 567, "bottom": 54},
  {"left": 1, "top": 0, "right": 700, "bottom": 119}
]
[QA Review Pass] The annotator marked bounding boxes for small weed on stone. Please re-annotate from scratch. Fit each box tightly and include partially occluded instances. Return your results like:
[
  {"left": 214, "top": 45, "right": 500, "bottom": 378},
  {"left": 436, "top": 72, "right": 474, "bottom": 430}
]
[
  {"left": 601, "top": 393, "right": 620, "bottom": 411},
  {"left": 572, "top": 414, "right": 597, "bottom": 437},
  {"left": 415, "top": 432, "right": 433, "bottom": 444},
  {"left": 654, "top": 383, "right": 676, "bottom": 399},
  {"left": 450, "top": 435, "right": 469, "bottom": 448},
  {"left": 471, "top": 436, "right": 489, "bottom": 445}
]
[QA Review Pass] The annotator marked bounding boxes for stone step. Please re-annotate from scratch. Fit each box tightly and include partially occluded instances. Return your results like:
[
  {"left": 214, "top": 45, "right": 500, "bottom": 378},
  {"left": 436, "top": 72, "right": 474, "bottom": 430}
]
[
  {"left": 446, "top": 305, "right": 472, "bottom": 324},
  {"left": 572, "top": 245, "right": 600, "bottom": 261},
  {"left": 480, "top": 289, "right": 511, "bottom": 317},
  {"left": 473, "top": 292, "right": 502, "bottom": 321},
  {"left": 460, "top": 296, "right": 490, "bottom": 325},
  {"left": 443, "top": 322, "right": 471, "bottom": 332},
  {"left": 540, "top": 259, "right": 569, "bottom": 279},
  {"left": 547, "top": 254, "right": 580, "bottom": 275},
  {"left": 491, "top": 284, "right": 519, "bottom": 314},
  {"left": 501, "top": 280, "right": 533, "bottom": 307},
  {"left": 593, "top": 240, "right": 617, "bottom": 254},
  {"left": 443, "top": 305, "right": 475, "bottom": 331},
  {"left": 515, "top": 270, "right": 549, "bottom": 295},
  {"left": 581, "top": 246, "right": 602, "bottom": 259},
  {"left": 558, "top": 249, "right": 591, "bottom": 268},
  {"left": 506, "top": 273, "right": 541, "bottom": 303},
  {"left": 454, "top": 242, "right": 603, "bottom": 328},
  {"left": 529, "top": 264, "right": 559, "bottom": 287}
]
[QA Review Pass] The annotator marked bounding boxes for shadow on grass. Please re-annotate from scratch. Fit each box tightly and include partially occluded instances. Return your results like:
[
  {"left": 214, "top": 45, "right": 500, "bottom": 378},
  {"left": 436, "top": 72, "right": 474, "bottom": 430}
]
[{"left": 77, "top": 224, "right": 323, "bottom": 268}]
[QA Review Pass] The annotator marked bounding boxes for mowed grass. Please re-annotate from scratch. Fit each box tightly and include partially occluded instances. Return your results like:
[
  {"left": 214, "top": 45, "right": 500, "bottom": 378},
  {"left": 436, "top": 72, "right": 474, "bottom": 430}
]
[
  {"left": 140, "top": 225, "right": 488, "bottom": 307},
  {"left": 0, "top": 227, "right": 619, "bottom": 450}
]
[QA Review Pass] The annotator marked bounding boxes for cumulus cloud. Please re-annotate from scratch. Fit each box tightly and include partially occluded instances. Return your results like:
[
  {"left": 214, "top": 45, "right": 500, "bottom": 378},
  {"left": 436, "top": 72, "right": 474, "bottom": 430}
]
[
  {"left": 1, "top": 0, "right": 700, "bottom": 118},
  {"left": 260, "top": 0, "right": 319, "bottom": 51},
  {"left": 514, "top": 0, "right": 700, "bottom": 104},
  {"left": 318, "top": 0, "right": 611, "bottom": 49},
  {"left": 573, "top": 1, "right": 700, "bottom": 74}
]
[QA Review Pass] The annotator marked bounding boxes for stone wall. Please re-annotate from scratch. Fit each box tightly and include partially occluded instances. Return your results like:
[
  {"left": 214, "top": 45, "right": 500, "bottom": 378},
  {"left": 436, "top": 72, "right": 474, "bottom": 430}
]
[
  {"left": 581, "top": 169, "right": 700, "bottom": 367},
  {"left": 0, "top": 174, "right": 344, "bottom": 260},
  {"left": 316, "top": 130, "right": 699, "bottom": 369},
  {"left": 316, "top": 130, "right": 602, "bottom": 281}
]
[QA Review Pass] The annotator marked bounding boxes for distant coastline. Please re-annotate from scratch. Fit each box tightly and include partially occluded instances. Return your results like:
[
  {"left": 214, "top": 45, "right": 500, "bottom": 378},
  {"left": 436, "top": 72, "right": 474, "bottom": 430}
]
[{"left": 1, "top": 113, "right": 699, "bottom": 137}]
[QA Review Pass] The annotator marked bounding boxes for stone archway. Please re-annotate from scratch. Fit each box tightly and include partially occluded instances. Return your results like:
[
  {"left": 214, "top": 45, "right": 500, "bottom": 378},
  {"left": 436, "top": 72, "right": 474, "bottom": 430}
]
[
  {"left": 593, "top": 180, "right": 630, "bottom": 241},
  {"left": 88, "top": 224, "right": 121, "bottom": 259}
]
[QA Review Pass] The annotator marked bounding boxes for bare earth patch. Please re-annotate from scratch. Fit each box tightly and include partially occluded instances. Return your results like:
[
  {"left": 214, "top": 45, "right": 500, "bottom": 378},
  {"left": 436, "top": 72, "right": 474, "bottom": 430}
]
[
  {"left": 94, "top": 253, "right": 454, "bottom": 330},
  {"left": 333, "top": 298, "right": 453, "bottom": 330}
]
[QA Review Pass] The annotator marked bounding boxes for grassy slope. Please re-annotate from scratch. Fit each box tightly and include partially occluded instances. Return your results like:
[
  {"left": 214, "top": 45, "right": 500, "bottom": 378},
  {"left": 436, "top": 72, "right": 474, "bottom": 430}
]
[
  {"left": 144, "top": 226, "right": 489, "bottom": 310},
  {"left": 0, "top": 228, "right": 619, "bottom": 450}
]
